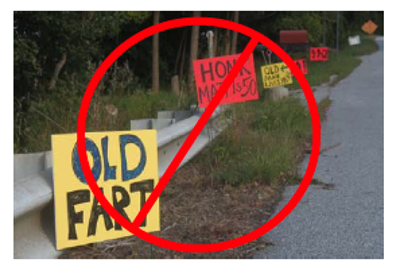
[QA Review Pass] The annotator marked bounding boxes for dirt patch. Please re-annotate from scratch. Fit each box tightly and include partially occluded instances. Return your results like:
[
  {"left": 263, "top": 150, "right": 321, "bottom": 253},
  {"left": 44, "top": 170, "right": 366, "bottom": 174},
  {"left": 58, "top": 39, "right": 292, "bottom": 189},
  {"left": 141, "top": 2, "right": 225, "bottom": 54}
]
[{"left": 61, "top": 161, "right": 283, "bottom": 259}]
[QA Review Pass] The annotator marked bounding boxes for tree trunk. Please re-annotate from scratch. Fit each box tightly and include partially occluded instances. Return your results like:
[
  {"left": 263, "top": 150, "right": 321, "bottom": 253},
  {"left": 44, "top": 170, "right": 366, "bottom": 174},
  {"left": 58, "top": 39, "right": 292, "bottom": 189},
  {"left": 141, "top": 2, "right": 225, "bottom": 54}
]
[
  {"left": 179, "top": 34, "right": 187, "bottom": 91},
  {"left": 171, "top": 75, "right": 180, "bottom": 95},
  {"left": 48, "top": 53, "right": 67, "bottom": 90},
  {"left": 174, "top": 28, "right": 186, "bottom": 75},
  {"left": 231, "top": 11, "right": 239, "bottom": 54},
  {"left": 187, "top": 11, "right": 201, "bottom": 93},
  {"left": 224, "top": 28, "right": 231, "bottom": 56},
  {"left": 213, "top": 28, "right": 219, "bottom": 57},
  {"left": 152, "top": 11, "right": 160, "bottom": 93},
  {"left": 223, "top": 12, "right": 231, "bottom": 56}
]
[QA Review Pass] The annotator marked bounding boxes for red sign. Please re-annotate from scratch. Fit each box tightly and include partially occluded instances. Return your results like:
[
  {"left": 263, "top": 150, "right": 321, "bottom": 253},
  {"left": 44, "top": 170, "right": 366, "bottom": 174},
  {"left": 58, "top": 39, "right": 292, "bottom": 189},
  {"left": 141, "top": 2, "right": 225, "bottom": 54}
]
[
  {"left": 310, "top": 47, "right": 328, "bottom": 61},
  {"left": 294, "top": 59, "right": 308, "bottom": 75},
  {"left": 193, "top": 53, "right": 259, "bottom": 108}
]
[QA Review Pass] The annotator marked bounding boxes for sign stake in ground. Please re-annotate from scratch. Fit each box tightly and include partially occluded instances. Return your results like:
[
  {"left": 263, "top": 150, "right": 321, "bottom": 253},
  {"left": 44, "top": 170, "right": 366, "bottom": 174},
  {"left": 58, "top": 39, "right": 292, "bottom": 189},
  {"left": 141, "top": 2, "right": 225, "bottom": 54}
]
[
  {"left": 206, "top": 30, "right": 214, "bottom": 58},
  {"left": 266, "top": 49, "right": 272, "bottom": 64}
]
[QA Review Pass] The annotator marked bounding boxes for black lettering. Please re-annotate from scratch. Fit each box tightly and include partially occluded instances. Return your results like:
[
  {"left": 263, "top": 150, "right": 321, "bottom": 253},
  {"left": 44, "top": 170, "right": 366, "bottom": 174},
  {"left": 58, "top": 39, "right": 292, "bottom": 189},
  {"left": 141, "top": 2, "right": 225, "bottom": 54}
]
[
  {"left": 241, "top": 77, "right": 251, "bottom": 97},
  {"left": 215, "top": 61, "right": 227, "bottom": 78},
  {"left": 226, "top": 59, "right": 234, "bottom": 74},
  {"left": 67, "top": 190, "right": 90, "bottom": 240},
  {"left": 198, "top": 85, "right": 210, "bottom": 104},
  {"left": 235, "top": 82, "right": 242, "bottom": 93},
  {"left": 230, "top": 59, "right": 251, "bottom": 76},
  {"left": 200, "top": 62, "right": 214, "bottom": 82},
  {"left": 130, "top": 180, "right": 154, "bottom": 227},
  {"left": 87, "top": 188, "right": 113, "bottom": 236},
  {"left": 112, "top": 186, "right": 132, "bottom": 230}
]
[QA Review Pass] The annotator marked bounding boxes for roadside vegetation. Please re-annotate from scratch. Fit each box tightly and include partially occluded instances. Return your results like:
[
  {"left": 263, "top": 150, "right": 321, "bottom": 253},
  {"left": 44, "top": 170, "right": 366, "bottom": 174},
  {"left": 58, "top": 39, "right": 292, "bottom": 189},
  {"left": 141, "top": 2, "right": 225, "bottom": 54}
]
[
  {"left": 60, "top": 37, "right": 376, "bottom": 258},
  {"left": 201, "top": 97, "right": 312, "bottom": 186},
  {"left": 15, "top": 11, "right": 382, "bottom": 259},
  {"left": 14, "top": 11, "right": 383, "bottom": 153},
  {"left": 287, "top": 35, "right": 379, "bottom": 89},
  {"left": 62, "top": 95, "right": 331, "bottom": 259},
  {"left": 16, "top": 89, "right": 195, "bottom": 152}
]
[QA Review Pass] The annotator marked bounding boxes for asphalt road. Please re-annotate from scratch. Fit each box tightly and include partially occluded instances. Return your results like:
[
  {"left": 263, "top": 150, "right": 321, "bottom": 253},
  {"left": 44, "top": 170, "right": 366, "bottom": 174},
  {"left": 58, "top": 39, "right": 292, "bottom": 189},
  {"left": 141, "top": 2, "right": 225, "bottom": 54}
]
[{"left": 256, "top": 39, "right": 384, "bottom": 259}]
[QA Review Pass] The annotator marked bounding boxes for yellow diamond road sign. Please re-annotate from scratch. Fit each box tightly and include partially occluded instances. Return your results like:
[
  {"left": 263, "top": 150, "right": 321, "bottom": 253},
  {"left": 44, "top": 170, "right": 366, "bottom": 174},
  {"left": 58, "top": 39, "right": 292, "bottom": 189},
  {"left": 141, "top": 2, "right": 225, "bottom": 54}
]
[{"left": 362, "top": 20, "right": 378, "bottom": 35}]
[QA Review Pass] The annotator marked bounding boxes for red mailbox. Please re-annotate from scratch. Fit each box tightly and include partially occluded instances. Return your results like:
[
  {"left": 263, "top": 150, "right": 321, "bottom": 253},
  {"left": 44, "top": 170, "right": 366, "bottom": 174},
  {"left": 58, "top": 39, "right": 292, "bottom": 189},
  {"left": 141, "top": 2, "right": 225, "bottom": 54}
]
[{"left": 279, "top": 30, "right": 309, "bottom": 45}]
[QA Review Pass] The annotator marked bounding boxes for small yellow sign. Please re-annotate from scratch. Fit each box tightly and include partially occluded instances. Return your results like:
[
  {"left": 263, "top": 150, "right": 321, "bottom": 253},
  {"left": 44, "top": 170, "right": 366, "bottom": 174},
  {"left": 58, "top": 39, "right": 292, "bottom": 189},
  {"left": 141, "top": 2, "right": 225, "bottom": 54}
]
[
  {"left": 261, "top": 62, "right": 293, "bottom": 88},
  {"left": 362, "top": 20, "right": 378, "bottom": 35},
  {"left": 52, "top": 130, "right": 160, "bottom": 250}
]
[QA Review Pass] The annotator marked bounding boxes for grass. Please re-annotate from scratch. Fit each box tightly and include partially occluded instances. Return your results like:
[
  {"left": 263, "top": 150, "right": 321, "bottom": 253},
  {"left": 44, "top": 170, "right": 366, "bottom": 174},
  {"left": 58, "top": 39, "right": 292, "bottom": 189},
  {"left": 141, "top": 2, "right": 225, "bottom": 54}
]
[
  {"left": 58, "top": 35, "right": 373, "bottom": 259},
  {"left": 197, "top": 97, "right": 310, "bottom": 186},
  {"left": 17, "top": 36, "right": 377, "bottom": 154},
  {"left": 196, "top": 94, "right": 333, "bottom": 187},
  {"left": 287, "top": 35, "right": 379, "bottom": 89},
  {"left": 318, "top": 97, "right": 332, "bottom": 122},
  {"left": 16, "top": 91, "right": 196, "bottom": 153}
]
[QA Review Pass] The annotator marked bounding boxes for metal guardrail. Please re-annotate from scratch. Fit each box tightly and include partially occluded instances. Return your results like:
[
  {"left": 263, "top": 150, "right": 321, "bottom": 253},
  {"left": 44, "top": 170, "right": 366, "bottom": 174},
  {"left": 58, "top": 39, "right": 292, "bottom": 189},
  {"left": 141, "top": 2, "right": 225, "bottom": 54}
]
[{"left": 14, "top": 107, "right": 228, "bottom": 259}]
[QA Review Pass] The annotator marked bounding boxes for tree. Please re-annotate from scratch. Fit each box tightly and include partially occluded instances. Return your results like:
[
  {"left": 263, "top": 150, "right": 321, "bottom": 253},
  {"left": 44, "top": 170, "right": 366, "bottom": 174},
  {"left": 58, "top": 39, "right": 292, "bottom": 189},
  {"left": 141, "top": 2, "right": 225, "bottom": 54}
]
[
  {"left": 14, "top": 11, "right": 151, "bottom": 95},
  {"left": 231, "top": 11, "right": 239, "bottom": 54},
  {"left": 48, "top": 53, "right": 67, "bottom": 90},
  {"left": 213, "top": 28, "right": 219, "bottom": 57},
  {"left": 152, "top": 11, "right": 160, "bottom": 93},
  {"left": 223, "top": 12, "right": 231, "bottom": 56},
  {"left": 187, "top": 11, "right": 201, "bottom": 93}
]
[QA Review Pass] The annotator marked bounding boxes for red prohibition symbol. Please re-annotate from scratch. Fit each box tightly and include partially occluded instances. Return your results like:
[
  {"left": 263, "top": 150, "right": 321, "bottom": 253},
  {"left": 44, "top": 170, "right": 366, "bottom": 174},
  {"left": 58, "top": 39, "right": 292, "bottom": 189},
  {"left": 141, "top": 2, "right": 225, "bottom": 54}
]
[{"left": 77, "top": 17, "right": 321, "bottom": 253}]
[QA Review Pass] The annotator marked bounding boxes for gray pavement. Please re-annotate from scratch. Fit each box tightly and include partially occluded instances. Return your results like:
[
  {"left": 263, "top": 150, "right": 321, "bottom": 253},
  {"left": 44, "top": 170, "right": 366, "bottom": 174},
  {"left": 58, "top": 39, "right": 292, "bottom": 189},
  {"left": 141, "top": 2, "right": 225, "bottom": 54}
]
[{"left": 256, "top": 39, "right": 384, "bottom": 259}]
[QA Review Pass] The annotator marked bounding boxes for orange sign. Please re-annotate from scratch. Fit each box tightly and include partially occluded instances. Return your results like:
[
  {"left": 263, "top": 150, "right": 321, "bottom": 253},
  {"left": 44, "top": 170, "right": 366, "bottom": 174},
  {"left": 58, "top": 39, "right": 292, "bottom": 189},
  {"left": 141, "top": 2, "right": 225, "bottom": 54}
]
[{"left": 362, "top": 20, "right": 378, "bottom": 35}]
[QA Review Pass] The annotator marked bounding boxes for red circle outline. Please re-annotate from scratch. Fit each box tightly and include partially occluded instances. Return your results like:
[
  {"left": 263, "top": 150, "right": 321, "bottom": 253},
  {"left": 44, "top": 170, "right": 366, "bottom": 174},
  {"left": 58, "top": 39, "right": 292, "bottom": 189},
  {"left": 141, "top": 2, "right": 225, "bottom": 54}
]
[{"left": 77, "top": 17, "right": 321, "bottom": 253}]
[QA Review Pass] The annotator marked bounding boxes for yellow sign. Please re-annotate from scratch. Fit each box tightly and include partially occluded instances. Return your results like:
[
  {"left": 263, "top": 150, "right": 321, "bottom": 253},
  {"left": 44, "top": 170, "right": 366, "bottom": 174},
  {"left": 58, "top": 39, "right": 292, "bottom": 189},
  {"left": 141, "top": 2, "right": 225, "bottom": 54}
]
[
  {"left": 362, "top": 20, "right": 378, "bottom": 35},
  {"left": 51, "top": 130, "right": 160, "bottom": 250},
  {"left": 261, "top": 62, "right": 293, "bottom": 88}
]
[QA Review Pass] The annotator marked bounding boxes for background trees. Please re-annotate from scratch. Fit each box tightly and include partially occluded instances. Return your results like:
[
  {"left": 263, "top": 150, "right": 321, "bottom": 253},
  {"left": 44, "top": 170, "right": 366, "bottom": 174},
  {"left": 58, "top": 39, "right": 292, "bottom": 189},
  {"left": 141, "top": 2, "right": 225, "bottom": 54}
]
[
  {"left": 14, "top": 11, "right": 383, "bottom": 152},
  {"left": 14, "top": 10, "right": 383, "bottom": 99},
  {"left": 152, "top": 11, "right": 160, "bottom": 93}
]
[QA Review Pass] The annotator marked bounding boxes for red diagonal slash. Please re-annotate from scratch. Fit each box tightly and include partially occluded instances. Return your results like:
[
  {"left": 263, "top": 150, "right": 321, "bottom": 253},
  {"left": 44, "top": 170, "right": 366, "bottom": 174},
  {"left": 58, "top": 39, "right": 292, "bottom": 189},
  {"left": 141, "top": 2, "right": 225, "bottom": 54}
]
[{"left": 132, "top": 38, "right": 259, "bottom": 227}]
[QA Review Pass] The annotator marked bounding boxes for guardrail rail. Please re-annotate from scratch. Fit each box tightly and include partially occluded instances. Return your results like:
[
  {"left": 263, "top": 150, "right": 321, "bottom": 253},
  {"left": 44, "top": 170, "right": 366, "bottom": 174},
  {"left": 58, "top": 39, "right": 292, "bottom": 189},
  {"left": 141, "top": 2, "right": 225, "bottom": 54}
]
[{"left": 14, "top": 106, "right": 228, "bottom": 259}]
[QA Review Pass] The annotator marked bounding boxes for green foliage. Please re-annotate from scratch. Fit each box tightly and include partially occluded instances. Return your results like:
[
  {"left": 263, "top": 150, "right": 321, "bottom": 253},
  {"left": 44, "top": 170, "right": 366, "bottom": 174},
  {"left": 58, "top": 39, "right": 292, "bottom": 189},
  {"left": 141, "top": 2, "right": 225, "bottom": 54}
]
[
  {"left": 287, "top": 35, "right": 378, "bottom": 89},
  {"left": 13, "top": 11, "right": 152, "bottom": 97},
  {"left": 274, "top": 12, "right": 323, "bottom": 45},
  {"left": 197, "top": 94, "right": 334, "bottom": 187},
  {"left": 198, "top": 98, "right": 312, "bottom": 186},
  {"left": 14, "top": 11, "right": 383, "bottom": 153},
  {"left": 14, "top": 37, "right": 40, "bottom": 98},
  {"left": 343, "top": 35, "right": 380, "bottom": 57},
  {"left": 15, "top": 90, "right": 193, "bottom": 153}
]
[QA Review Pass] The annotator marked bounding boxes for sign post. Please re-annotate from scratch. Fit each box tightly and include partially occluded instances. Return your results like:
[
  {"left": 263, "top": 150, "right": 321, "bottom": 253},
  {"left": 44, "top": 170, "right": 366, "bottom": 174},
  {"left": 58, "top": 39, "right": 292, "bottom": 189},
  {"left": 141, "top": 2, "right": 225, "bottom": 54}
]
[
  {"left": 206, "top": 30, "right": 214, "bottom": 58},
  {"left": 336, "top": 11, "right": 340, "bottom": 53},
  {"left": 266, "top": 49, "right": 272, "bottom": 64}
]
